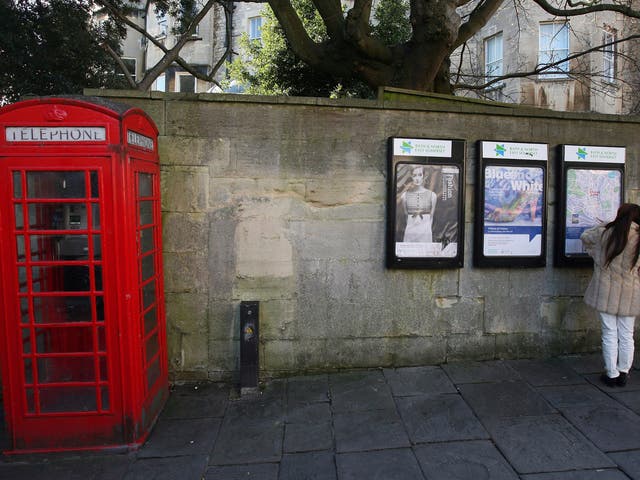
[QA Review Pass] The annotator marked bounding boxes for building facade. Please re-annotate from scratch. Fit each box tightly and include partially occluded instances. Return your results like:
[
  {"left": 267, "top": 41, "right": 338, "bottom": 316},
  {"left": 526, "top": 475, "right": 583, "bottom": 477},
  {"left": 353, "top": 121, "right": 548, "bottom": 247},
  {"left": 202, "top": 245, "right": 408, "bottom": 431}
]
[{"left": 115, "top": 1, "right": 639, "bottom": 112}]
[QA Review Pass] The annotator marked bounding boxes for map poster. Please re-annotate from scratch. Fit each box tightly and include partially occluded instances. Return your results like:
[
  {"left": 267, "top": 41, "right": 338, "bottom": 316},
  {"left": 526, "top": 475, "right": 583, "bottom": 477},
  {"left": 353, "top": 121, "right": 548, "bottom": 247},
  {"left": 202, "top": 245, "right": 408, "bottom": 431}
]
[
  {"left": 474, "top": 140, "right": 548, "bottom": 268},
  {"left": 556, "top": 145, "right": 625, "bottom": 266},
  {"left": 386, "top": 137, "right": 466, "bottom": 269},
  {"left": 564, "top": 168, "right": 622, "bottom": 254},
  {"left": 483, "top": 165, "right": 544, "bottom": 256}
]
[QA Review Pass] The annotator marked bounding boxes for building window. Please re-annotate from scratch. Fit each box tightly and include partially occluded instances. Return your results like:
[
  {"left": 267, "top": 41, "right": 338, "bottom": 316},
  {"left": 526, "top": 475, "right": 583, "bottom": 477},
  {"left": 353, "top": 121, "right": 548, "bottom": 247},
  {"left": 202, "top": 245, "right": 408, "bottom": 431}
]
[
  {"left": 157, "top": 13, "right": 168, "bottom": 38},
  {"left": 175, "top": 73, "right": 196, "bottom": 93},
  {"left": 539, "top": 22, "right": 569, "bottom": 78},
  {"left": 603, "top": 30, "right": 616, "bottom": 83},
  {"left": 120, "top": 57, "right": 137, "bottom": 81},
  {"left": 153, "top": 74, "right": 166, "bottom": 92},
  {"left": 249, "top": 16, "right": 263, "bottom": 41},
  {"left": 484, "top": 33, "right": 503, "bottom": 84}
]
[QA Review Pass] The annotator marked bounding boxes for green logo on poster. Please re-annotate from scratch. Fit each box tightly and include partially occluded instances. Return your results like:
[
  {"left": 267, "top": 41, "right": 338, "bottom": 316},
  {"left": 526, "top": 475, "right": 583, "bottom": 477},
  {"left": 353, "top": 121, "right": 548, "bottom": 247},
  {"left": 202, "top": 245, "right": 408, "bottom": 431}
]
[
  {"left": 495, "top": 144, "right": 506, "bottom": 156},
  {"left": 577, "top": 148, "right": 588, "bottom": 160},
  {"left": 400, "top": 141, "right": 414, "bottom": 154}
]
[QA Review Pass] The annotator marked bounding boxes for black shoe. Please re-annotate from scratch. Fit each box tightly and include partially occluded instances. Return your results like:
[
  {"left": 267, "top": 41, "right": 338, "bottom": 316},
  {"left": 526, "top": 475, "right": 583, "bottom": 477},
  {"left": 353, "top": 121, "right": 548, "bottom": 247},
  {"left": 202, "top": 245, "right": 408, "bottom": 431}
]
[
  {"left": 600, "top": 374, "right": 617, "bottom": 388},
  {"left": 617, "top": 372, "right": 629, "bottom": 387}
]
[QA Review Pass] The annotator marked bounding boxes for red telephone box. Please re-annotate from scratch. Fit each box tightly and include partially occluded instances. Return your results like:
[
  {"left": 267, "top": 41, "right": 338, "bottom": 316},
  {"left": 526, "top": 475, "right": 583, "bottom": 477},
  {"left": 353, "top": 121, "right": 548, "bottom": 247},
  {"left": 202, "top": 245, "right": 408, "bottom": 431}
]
[{"left": 0, "top": 97, "right": 168, "bottom": 453}]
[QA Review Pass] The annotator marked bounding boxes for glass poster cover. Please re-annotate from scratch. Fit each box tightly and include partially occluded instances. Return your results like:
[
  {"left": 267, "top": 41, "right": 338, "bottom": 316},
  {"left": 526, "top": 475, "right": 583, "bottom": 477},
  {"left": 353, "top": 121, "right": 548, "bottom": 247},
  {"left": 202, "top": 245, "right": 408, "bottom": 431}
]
[
  {"left": 555, "top": 145, "right": 625, "bottom": 266},
  {"left": 386, "top": 138, "right": 465, "bottom": 269},
  {"left": 474, "top": 141, "right": 548, "bottom": 268},
  {"left": 483, "top": 165, "right": 544, "bottom": 257}
]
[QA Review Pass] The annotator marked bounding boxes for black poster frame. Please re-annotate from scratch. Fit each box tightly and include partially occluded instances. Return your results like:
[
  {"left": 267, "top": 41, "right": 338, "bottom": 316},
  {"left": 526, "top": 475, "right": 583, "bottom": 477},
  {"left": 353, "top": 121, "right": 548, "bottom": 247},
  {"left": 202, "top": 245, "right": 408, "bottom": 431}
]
[
  {"left": 473, "top": 140, "right": 548, "bottom": 268},
  {"left": 386, "top": 137, "right": 466, "bottom": 269},
  {"left": 554, "top": 144, "right": 626, "bottom": 268}
]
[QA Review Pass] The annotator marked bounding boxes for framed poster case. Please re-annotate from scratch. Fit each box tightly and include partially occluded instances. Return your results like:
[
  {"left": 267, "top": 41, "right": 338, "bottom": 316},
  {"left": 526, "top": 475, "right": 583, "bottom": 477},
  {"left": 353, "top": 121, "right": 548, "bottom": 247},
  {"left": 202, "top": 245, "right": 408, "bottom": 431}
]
[
  {"left": 474, "top": 140, "right": 548, "bottom": 268},
  {"left": 554, "top": 144, "right": 625, "bottom": 267},
  {"left": 386, "top": 137, "right": 466, "bottom": 269}
]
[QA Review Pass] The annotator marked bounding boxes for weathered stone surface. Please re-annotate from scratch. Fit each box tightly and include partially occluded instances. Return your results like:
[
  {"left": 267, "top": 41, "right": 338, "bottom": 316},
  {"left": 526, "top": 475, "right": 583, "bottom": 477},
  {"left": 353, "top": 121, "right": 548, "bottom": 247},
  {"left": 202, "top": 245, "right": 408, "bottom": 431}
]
[{"left": 94, "top": 91, "right": 640, "bottom": 379}]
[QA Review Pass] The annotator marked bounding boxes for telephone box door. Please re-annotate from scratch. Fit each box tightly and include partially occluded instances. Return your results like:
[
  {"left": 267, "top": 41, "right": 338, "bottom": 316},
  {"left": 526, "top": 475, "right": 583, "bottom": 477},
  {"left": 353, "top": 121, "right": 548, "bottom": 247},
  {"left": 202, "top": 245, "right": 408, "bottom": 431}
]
[{"left": 0, "top": 157, "right": 124, "bottom": 450}]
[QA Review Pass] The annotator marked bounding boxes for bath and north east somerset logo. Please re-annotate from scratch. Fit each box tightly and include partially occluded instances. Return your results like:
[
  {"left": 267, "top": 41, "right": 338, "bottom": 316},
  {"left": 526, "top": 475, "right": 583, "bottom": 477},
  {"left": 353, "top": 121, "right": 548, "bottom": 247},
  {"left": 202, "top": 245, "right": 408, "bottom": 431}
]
[
  {"left": 577, "top": 147, "right": 588, "bottom": 160},
  {"left": 494, "top": 144, "right": 506, "bottom": 157},
  {"left": 400, "top": 140, "right": 413, "bottom": 154}
]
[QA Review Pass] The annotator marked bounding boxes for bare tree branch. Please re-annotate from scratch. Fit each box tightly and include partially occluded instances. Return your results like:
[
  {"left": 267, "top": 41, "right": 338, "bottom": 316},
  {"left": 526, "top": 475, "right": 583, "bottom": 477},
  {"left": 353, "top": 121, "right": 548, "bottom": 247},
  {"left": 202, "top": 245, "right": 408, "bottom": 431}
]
[
  {"left": 267, "top": 0, "right": 324, "bottom": 65},
  {"left": 455, "top": 0, "right": 505, "bottom": 49},
  {"left": 311, "top": 0, "right": 344, "bottom": 40},
  {"left": 531, "top": 0, "right": 640, "bottom": 18},
  {"left": 454, "top": 33, "right": 640, "bottom": 90}
]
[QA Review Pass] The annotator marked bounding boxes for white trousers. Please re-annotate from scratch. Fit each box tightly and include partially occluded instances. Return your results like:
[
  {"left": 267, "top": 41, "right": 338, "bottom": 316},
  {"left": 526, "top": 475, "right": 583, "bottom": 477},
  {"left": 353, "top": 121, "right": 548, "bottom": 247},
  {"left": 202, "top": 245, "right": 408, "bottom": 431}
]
[{"left": 600, "top": 312, "right": 636, "bottom": 378}]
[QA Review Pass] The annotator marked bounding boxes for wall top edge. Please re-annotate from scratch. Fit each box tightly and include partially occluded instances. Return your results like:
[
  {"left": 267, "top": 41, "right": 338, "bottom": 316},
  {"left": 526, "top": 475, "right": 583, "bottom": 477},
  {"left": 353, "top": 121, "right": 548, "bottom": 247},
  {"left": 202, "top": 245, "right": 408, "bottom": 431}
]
[{"left": 82, "top": 88, "right": 640, "bottom": 124}]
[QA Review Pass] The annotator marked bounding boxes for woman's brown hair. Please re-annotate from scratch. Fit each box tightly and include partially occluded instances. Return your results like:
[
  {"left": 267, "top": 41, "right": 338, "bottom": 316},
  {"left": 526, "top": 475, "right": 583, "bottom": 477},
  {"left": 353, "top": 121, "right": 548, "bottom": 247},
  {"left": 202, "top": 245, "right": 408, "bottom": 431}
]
[{"left": 603, "top": 203, "right": 640, "bottom": 269}]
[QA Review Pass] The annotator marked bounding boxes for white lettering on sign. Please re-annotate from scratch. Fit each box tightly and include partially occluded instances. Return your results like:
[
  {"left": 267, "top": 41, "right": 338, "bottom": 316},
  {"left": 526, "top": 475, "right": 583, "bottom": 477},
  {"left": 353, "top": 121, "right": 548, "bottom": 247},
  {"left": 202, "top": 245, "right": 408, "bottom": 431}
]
[
  {"left": 5, "top": 126, "right": 106, "bottom": 142},
  {"left": 127, "top": 130, "right": 154, "bottom": 151}
]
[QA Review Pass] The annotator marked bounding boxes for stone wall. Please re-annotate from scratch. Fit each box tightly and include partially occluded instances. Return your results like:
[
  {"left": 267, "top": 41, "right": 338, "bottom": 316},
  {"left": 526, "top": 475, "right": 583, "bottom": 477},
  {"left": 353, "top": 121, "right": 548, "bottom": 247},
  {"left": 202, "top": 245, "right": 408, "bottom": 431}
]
[{"left": 90, "top": 89, "right": 640, "bottom": 382}]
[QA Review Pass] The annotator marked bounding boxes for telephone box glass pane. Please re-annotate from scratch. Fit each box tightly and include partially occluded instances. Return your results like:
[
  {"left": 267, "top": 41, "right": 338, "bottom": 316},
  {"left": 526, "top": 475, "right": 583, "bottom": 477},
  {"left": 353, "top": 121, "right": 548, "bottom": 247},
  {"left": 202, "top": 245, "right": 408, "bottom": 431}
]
[
  {"left": 146, "top": 359, "right": 160, "bottom": 391},
  {"left": 139, "top": 173, "right": 152, "bottom": 197},
  {"left": 35, "top": 327, "right": 94, "bottom": 353},
  {"left": 92, "top": 204, "right": 100, "bottom": 229},
  {"left": 140, "top": 227, "right": 154, "bottom": 253},
  {"left": 13, "top": 172, "right": 23, "bottom": 198},
  {"left": 20, "top": 298, "right": 29, "bottom": 324},
  {"left": 33, "top": 296, "right": 92, "bottom": 323},
  {"left": 27, "top": 172, "right": 85, "bottom": 198},
  {"left": 145, "top": 333, "right": 159, "bottom": 363},
  {"left": 39, "top": 387, "right": 97, "bottom": 413},
  {"left": 30, "top": 265, "right": 90, "bottom": 292},
  {"left": 37, "top": 357, "right": 95, "bottom": 382},
  {"left": 24, "top": 358, "right": 33, "bottom": 384},
  {"left": 14, "top": 204, "right": 24, "bottom": 229},
  {"left": 16, "top": 235, "right": 25, "bottom": 261},
  {"left": 28, "top": 204, "right": 87, "bottom": 230},
  {"left": 139, "top": 200, "right": 153, "bottom": 226},
  {"left": 142, "top": 280, "right": 156, "bottom": 309},
  {"left": 90, "top": 171, "right": 99, "bottom": 198},
  {"left": 144, "top": 307, "right": 157, "bottom": 335},
  {"left": 141, "top": 254, "right": 155, "bottom": 281}
]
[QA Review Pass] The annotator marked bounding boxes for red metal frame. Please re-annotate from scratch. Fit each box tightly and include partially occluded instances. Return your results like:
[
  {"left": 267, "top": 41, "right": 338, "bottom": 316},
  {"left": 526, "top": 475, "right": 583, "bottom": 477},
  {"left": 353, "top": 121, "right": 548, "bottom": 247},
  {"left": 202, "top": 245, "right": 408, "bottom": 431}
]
[{"left": 0, "top": 98, "right": 168, "bottom": 453}]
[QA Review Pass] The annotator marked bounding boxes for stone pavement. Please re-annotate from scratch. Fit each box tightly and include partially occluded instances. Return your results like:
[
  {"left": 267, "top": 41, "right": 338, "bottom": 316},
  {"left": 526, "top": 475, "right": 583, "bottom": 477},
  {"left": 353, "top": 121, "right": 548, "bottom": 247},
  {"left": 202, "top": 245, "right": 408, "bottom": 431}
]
[{"left": 3, "top": 354, "right": 640, "bottom": 479}]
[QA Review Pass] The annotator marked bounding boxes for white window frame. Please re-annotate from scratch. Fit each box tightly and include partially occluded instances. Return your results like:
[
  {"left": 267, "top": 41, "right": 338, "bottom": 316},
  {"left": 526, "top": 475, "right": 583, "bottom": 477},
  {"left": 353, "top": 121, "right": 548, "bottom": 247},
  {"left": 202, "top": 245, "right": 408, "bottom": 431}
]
[
  {"left": 153, "top": 74, "right": 166, "bottom": 92},
  {"left": 249, "top": 16, "right": 263, "bottom": 41},
  {"left": 156, "top": 13, "right": 168, "bottom": 38},
  {"left": 539, "top": 22, "right": 570, "bottom": 79},
  {"left": 603, "top": 30, "right": 616, "bottom": 83},
  {"left": 484, "top": 32, "right": 503, "bottom": 85},
  {"left": 120, "top": 57, "right": 137, "bottom": 81},
  {"left": 175, "top": 72, "right": 197, "bottom": 93}
]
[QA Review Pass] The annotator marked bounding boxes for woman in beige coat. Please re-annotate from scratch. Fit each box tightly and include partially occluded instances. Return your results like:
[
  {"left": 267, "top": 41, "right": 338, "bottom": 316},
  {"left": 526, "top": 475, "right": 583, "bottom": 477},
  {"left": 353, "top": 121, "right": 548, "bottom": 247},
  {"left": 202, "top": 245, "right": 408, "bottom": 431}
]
[{"left": 581, "top": 203, "right": 640, "bottom": 387}]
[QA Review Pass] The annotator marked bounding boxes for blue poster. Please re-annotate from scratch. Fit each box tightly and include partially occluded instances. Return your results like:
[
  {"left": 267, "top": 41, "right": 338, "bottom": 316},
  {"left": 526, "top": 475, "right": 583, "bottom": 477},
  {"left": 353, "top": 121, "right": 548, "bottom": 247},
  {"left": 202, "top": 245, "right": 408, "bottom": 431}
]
[{"left": 483, "top": 166, "right": 544, "bottom": 256}]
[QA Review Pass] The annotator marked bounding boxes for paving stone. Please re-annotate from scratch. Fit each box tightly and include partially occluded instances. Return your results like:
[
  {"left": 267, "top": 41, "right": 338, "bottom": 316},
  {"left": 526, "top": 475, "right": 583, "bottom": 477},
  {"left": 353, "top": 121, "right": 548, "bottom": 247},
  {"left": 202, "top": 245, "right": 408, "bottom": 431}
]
[
  {"left": 610, "top": 390, "right": 640, "bottom": 415},
  {"left": 209, "top": 421, "right": 284, "bottom": 465},
  {"left": 609, "top": 450, "right": 640, "bottom": 479},
  {"left": 396, "top": 394, "right": 488, "bottom": 443},
  {"left": 559, "top": 353, "right": 604, "bottom": 375},
  {"left": 458, "top": 381, "right": 556, "bottom": 419},
  {"left": 329, "top": 371, "right": 395, "bottom": 413},
  {"left": 0, "top": 454, "right": 131, "bottom": 480},
  {"left": 162, "top": 383, "right": 229, "bottom": 419},
  {"left": 287, "top": 375, "right": 330, "bottom": 405},
  {"left": 204, "top": 463, "right": 279, "bottom": 480},
  {"left": 223, "top": 396, "right": 285, "bottom": 426},
  {"left": 506, "top": 359, "right": 586, "bottom": 386},
  {"left": 551, "top": 402, "right": 640, "bottom": 452},
  {"left": 283, "top": 423, "right": 333, "bottom": 453},
  {"left": 442, "top": 360, "right": 520, "bottom": 384},
  {"left": 520, "top": 469, "right": 630, "bottom": 480},
  {"left": 383, "top": 366, "right": 457, "bottom": 397},
  {"left": 333, "top": 409, "right": 410, "bottom": 453},
  {"left": 413, "top": 440, "right": 519, "bottom": 480},
  {"left": 124, "top": 455, "right": 208, "bottom": 480},
  {"left": 336, "top": 448, "right": 425, "bottom": 480},
  {"left": 138, "top": 417, "right": 221, "bottom": 457},
  {"left": 278, "top": 451, "right": 336, "bottom": 480},
  {"left": 484, "top": 415, "right": 615, "bottom": 474},
  {"left": 538, "top": 384, "right": 640, "bottom": 451},
  {"left": 286, "top": 401, "right": 331, "bottom": 424},
  {"left": 537, "top": 384, "right": 616, "bottom": 408}
]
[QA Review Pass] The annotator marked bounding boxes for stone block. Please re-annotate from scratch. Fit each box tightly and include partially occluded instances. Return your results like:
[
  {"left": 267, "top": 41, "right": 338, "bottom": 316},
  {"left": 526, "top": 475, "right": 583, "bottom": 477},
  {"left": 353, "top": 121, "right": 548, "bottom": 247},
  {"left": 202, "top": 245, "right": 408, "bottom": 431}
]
[
  {"left": 484, "top": 295, "right": 545, "bottom": 334},
  {"left": 162, "top": 212, "right": 208, "bottom": 253},
  {"left": 446, "top": 334, "right": 496, "bottom": 362},
  {"left": 161, "top": 165, "right": 209, "bottom": 212},
  {"left": 163, "top": 251, "right": 209, "bottom": 293}
]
